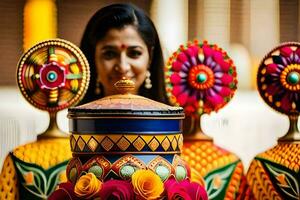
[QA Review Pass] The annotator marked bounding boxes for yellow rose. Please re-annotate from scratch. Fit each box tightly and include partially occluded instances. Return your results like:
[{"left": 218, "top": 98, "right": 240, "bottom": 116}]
[
  {"left": 74, "top": 172, "right": 102, "bottom": 199},
  {"left": 131, "top": 169, "right": 164, "bottom": 200}
]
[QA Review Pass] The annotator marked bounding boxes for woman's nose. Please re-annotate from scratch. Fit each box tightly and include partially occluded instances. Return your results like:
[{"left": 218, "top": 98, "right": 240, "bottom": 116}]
[{"left": 117, "top": 54, "right": 130, "bottom": 73}]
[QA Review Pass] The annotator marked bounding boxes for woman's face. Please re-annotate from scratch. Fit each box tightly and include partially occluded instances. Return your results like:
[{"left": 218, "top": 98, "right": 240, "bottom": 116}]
[{"left": 95, "top": 25, "right": 150, "bottom": 96}]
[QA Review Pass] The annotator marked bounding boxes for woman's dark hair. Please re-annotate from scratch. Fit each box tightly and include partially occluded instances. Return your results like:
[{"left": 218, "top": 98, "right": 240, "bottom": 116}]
[{"left": 79, "top": 3, "right": 168, "bottom": 104}]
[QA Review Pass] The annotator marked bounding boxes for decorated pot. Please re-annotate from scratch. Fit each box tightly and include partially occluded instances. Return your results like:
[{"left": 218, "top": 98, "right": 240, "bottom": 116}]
[{"left": 66, "top": 78, "right": 191, "bottom": 185}]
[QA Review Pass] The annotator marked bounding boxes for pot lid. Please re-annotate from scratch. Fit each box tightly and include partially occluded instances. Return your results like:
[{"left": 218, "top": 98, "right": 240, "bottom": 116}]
[{"left": 68, "top": 78, "right": 184, "bottom": 118}]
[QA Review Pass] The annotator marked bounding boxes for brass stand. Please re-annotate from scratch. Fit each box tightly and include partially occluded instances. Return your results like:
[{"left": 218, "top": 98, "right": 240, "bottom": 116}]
[
  {"left": 278, "top": 115, "right": 300, "bottom": 143},
  {"left": 183, "top": 114, "right": 213, "bottom": 142},
  {"left": 37, "top": 111, "right": 69, "bottom": 140}
]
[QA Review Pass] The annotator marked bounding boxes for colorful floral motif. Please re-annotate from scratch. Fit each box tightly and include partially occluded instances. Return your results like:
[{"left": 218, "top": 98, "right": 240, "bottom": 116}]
[
  {"left": 165, "top": 40, "right": 237, "bottom": 116},
  {"left": 257, "top": 42, "right": 300, "bottom": 115}
]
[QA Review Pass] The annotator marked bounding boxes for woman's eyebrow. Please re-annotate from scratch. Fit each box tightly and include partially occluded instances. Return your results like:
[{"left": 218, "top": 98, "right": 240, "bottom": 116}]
[
  {"left": 101, "top": 45, "right": 116, "bottom": 50},
  {"left": 127, "top": 45, "right": 143, "bottom": 49}
]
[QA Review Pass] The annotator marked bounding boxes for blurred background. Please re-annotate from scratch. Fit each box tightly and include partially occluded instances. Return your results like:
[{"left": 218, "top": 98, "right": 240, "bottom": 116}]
[{"left": 0, "top": 0, "right": 298, "bottom": 171}]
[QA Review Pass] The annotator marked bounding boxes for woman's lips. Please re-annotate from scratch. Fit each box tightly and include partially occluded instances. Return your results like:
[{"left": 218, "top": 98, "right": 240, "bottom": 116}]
[{"left": 110, "top": 75, "right": 134, "bottom": 80}]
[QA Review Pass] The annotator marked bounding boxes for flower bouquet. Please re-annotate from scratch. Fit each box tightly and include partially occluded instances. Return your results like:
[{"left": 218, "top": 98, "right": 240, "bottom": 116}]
[{"left": 49, "top": 169, "right": 207, "bottom": 200}]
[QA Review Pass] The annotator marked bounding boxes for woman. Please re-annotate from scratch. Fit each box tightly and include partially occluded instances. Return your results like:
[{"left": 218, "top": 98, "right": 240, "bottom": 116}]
[{"left": 79, "top": 3, "right": 168, "bottom": 104}]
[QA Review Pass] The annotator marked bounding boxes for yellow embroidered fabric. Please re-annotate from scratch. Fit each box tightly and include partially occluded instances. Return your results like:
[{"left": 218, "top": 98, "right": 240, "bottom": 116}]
[
  {"left": 12, "top": 138, "right": 71, "bottom": 169},
  {"left": 0, "top": 138, "right": 71, "bottom": 199},
  {"left": 182, "top": 141, "right": 239, "bottom": 177},
  {"left": 0, "top": 155, "right": 19, "bottom": 200}
]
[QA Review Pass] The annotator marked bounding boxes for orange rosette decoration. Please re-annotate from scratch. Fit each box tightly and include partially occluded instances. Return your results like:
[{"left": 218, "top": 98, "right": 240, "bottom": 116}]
[
  {"left": 131, "top": 169, "right": 164, "bottom": 200},
  {"left": 74, "top": 173, "right": 102, "bottom": 199}
]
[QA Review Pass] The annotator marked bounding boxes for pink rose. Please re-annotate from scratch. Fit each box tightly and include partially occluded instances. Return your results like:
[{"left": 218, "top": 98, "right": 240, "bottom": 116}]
[
  {"left": 165, "top": 179, "right": 208, "bottom": 200},
  {"left": 99, "top": 180, "right": 134, "bottom": 200}
]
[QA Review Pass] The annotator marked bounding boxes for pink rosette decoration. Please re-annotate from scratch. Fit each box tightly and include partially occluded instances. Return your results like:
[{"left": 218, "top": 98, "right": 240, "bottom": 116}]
[
  {"left": 164, "top": 179, "right": 208, "bottom": 200},
  {"left": 99, "top": 180, "right": 134, "bottom": 200},
  {"left": 165, "top": 40, "right": 237, "bottom": 116},
  {"left": 257, "top": 42, "right": 300, "bottom": 115}
]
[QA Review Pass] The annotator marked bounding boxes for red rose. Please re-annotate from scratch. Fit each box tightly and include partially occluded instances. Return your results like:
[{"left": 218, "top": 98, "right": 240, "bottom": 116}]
[
  {"left": 48, "top": 182, "right": 80, "bottom": 200},
  {"left": 165, "top": 179, "right": 208, "bottom": 200},
  {"left": 99, "top": 179, "right": 134, "bottom": 200}
]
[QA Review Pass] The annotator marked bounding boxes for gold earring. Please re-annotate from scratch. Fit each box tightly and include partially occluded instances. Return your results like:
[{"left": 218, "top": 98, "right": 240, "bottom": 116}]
[
  {"left": 145, "top": 70, "right": 152, "bottom": 89},
  {"left": 95, "top": 81, "right": 101, "bottom": 95}
]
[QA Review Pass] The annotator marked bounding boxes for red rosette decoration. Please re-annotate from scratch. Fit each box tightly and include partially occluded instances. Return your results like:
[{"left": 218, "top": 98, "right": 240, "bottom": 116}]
[
  {"left": 257, "top": 42, "right": 300, "bottom": 115},
  {"left": 165, "top": 40, "right": 238, "bottom": 116}
]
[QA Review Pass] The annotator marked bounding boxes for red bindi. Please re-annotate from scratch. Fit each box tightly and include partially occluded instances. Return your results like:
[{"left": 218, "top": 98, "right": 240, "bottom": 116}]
[{"left": 120, "top": 44, "right": 127, "bottom": 49}]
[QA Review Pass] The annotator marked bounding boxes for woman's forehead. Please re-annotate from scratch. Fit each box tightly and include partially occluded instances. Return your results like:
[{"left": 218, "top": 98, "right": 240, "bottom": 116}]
[{"left": 97, "top": 26, "right": 147, "bottom": 48}]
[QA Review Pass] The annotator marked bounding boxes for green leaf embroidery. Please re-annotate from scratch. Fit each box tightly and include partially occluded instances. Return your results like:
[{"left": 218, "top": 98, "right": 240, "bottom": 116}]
[
  {"left": 204, "top": 161, "right": 238, "bottom": 200},
  {"left": 13, "top": 156, "right": 68, "bottom": 199},
  {"left": 15, "top": 161, "right": 48, "bottom": 199},
  {"left": 264, "top": 162, "right": 299, "bottom": 199}
]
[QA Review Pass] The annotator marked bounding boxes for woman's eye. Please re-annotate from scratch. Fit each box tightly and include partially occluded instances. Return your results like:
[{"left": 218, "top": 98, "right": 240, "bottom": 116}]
[
  {"left": 102, "top": 51, "right": 117, "bottom": 59},
  {"left": 128, "top": 50, "right": 142, "bottom": 58}
]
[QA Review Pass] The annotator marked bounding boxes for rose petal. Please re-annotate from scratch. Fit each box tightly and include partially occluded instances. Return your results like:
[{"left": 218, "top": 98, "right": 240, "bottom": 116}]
[
  {"left": 219, "top": 60, "right": 230, "bottom": 72},
  {"left": 266, "top": 84, "right": 278, "bottom": 96},
  {"left": 177, "top": 52, "right": 188, "bottom": 63},
  {"left": 203, "top": 45, "right": 213, "bottom": 57},
  {"left": 48, "top": 182, "right": 79, "bottom": 200},
  {"left": 178, "top": 92, "right": 189, "bottom": 106},
  {"left": 100, "top": 180, "right": 134, "bottom": 200},
  {"left": 213, "top": 50, "right": 223, "bottom": 64},
  {"left": 281, "top": 94, "right": 291, "bottom": 112},
  {"left": 185, "top": 48, "right": 196, "bottom": 57},
  {"left": 219, "top": 87, "right": 231, "bottom": 97},
  {"left": 164, "top": 179, "right": 192, "bottom": 200},
  {"left": 266, "top": 63, "right": 278, "bottom": 74},
  {"left": 190, "top": 45, "right": 199, "bottom": 56},
  {"left": 172, "top": 85, "right": 183, "bottom": 96},
  {"left": 221, "top": 74, "right": 233, "bottom": 85},
  {"left": 170, "top": 73, "right": 182, "bottom": 85},
  {"left": 172, "top": 61, "right": 183, "bottom": 71},
  {"left": 132, "top": 170, "right": 164, "bottom": 200},
  {"left": 280, "top": 46, "right": 293, "bottom": 57},
  {"left": 207, "top": 94, "right": 224, "bottom": 108}
]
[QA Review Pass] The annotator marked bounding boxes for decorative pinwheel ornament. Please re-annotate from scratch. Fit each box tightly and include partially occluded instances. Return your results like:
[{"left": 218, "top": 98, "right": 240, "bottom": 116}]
[
  {"left": 257, "top": 42, "right": 300, "bottom": 142},
  {"left": 258, "top": 42, "right": 300, "bottom": 115},
  {"left": 17, "top": 39, "right": 90, "bottom": 139},
  {"left": 165, "top": 40, "right": 237, "bottom": 118}
]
